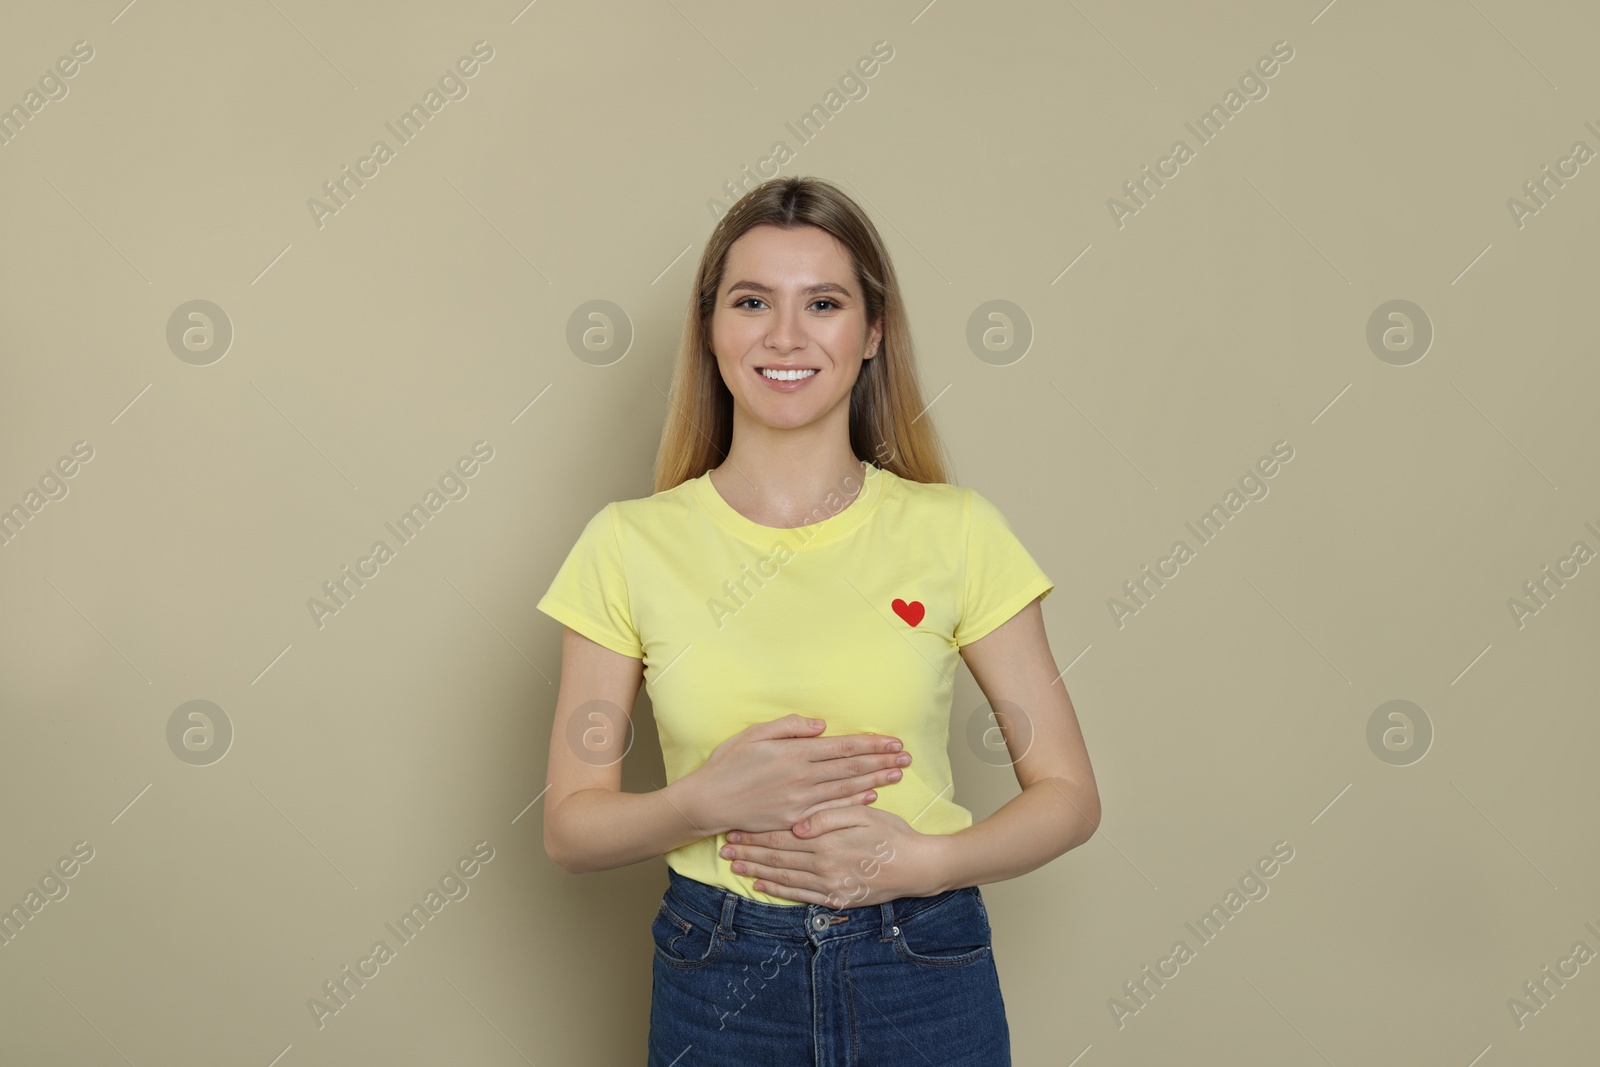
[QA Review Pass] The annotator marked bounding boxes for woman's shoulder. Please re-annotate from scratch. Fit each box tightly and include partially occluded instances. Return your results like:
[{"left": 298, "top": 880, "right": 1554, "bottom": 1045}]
[
  {"left": 876, "top": 468, "right": 975, "bottom": 524},
  {"left": 886, "top": 473, "right": 1036, "bottom": 538},
  {"left": 606, "top": 476, "right": 701, "bottom": 527},
  {"left": 880, "top": 467, "right": 969, "bottom": 505}
]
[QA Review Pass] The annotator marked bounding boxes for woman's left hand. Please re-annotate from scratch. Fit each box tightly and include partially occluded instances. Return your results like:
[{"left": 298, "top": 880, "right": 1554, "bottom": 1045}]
[{"left": 720, "top": 804, "right": 946, "bottom": 907}]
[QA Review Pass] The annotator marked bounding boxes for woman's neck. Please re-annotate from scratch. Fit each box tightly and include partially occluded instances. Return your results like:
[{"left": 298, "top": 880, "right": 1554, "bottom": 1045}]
[{"left": 708, "top": 447, "right": 866, "bottom": 529}]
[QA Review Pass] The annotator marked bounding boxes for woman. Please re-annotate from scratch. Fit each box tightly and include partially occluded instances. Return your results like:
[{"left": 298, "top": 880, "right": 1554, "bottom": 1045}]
[{"left": 537, "top": 176, "right": 1099, "bottom": 1065}]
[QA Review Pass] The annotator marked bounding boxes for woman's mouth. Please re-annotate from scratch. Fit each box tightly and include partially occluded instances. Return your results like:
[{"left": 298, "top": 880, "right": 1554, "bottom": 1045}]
[{"left": 756, "top": 366, "right": 819, "bottom": 392}]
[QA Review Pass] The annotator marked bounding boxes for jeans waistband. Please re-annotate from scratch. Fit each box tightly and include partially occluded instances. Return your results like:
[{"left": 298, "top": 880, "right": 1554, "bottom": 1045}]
[{"left": 664, "top": 866, "right": 974, "bottom": 943}]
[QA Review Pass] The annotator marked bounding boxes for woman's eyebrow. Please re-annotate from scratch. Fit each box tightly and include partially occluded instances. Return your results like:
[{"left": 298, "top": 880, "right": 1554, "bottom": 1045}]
[{"left": 726, "top": 280, "right": 854, "bottom": 298}]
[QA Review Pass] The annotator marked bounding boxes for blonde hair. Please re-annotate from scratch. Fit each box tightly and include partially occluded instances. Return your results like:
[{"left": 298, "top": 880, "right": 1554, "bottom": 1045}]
[{"left": 652, "top": 176, "right": 950, "bottom": 494}]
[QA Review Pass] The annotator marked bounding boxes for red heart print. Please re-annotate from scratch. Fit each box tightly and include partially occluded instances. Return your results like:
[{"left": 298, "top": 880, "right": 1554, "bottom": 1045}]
[{"left": 892, "top": 599, "right": 925, "bottom": 627}]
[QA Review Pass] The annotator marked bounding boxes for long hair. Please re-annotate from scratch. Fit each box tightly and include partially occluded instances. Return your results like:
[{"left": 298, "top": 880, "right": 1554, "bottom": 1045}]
[{"left": 652, "top": 176, "right": 950, "bottom": 494}]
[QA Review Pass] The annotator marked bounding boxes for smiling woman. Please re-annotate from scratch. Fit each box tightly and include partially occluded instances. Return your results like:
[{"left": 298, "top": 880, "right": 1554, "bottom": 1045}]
[{"left": 537, "top": 175, "right": 1100, "bottom": 1066}]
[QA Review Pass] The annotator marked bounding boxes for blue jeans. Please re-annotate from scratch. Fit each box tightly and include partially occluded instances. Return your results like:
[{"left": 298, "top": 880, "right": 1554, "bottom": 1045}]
[{"left": 648, "top": 867, "right": 1011, "bottom": 1065}]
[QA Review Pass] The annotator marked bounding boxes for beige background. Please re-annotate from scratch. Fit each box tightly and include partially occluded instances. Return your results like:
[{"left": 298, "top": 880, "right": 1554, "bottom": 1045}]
[{"left": 2, "top": 0, "right": 1597, "bottom": 1063}]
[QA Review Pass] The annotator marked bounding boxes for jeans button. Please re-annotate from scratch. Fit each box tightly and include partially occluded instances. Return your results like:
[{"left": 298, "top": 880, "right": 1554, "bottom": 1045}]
[
  {"left": 891, "top": 925, "right": 900, "bottom": 935},
  {"left": 810, "top": 914, "right": 827, "bottom": 932}
]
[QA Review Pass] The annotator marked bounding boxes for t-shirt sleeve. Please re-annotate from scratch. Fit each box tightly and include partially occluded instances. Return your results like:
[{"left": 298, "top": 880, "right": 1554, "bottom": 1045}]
[
  {"left": 952, "top": 488, "right": 1055, "bottom": 647},
  {"left": 535, "top": 502, "right": 643, "bottom": 659}
]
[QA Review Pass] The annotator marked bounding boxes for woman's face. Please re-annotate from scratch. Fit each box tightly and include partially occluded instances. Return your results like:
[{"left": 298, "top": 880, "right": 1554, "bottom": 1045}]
[{"left": 709, "top": 223, "right": 881, "bottom": 436}]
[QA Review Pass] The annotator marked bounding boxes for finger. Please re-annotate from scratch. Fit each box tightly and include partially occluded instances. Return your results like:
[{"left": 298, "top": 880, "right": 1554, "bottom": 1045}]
[
  {"left": 727, "top": 828, "right": 801, "bottom": 847},
  {"left": 797, "top": 789, "right": 880, "bottom": 822},
  {"left": 730, "top": 843, "right": 815, "bottom": 873},
  {"left": 758, "top": 870, "right": 864, "bottom": 910},
  {"left": 796, "top": 806, "right": 857, "bottom": 836},
  {"left": 749, "top": 713, "right": 827, "bottom": 741},
  {"left": 808, "top": 750, "right": 913, "bottom": 795},
  {"left": 848, "top": 758, "right": 909, "bottom": 794},
  {"left": 806, "top": 733, "right": 905, "bottom": 764},
  {"left": 746, "top": 870, "right": 830, "bottom": 906}
]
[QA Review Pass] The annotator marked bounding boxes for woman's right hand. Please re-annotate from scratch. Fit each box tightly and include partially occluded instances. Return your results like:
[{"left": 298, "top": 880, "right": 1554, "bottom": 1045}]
[{"left": 684, "top": 714, "right": 913, "bottom": 836}]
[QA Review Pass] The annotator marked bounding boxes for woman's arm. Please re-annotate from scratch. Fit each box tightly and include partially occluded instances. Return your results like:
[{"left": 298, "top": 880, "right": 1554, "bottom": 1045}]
[
  {"left": 926, "top": 597, "right": 1101, "bottom": 893},
  {"left": 543, "top": 627, "right": 717, "bottom": 873}
]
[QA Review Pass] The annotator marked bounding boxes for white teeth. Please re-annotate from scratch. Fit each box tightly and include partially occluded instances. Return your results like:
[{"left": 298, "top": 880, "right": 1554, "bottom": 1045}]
[{"left": 760, "top": 368, "right": 818, "bottom": 381}]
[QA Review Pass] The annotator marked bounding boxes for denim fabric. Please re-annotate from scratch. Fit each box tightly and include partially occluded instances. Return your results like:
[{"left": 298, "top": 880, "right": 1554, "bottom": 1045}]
[{"left": 648, "top": 867, "right": 1011, "bottom": 1065}]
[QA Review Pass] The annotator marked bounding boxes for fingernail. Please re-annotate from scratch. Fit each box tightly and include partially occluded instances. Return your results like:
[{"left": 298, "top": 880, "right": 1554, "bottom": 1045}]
[
  {"left": 810, "top": 719, "right": 824, "bottom": 729},
  {"left": 727, "top": 832, "right": 740, "bottom": 843},
  {"left": 885, "top": 741, "right": 902, "bottom": 751},
  {"left": 720, "top": 846, "right": 734, "bottom": 858},
  {"left": 799, "top": 819, "right": 811, "bottom": 832}
]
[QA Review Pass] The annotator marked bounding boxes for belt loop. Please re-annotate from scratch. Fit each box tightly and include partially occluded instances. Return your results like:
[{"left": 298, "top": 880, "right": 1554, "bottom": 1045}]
[
  {"left": 879, "top": 901, "right": 896, "bottom": 938},
  {"left": 719, "top": 890, "right": 739, "bottom": 940}
]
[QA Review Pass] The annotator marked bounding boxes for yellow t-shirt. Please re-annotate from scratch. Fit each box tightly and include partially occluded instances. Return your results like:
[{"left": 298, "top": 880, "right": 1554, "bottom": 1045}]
[{"left": 536, "top": 461, "right": 1054, "bottom": 903}]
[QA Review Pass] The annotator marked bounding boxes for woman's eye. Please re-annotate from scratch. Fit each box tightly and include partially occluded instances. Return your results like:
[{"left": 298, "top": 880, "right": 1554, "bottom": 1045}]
[{"left": 730, "top": 297, "right": 841, "bottom": 311}]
